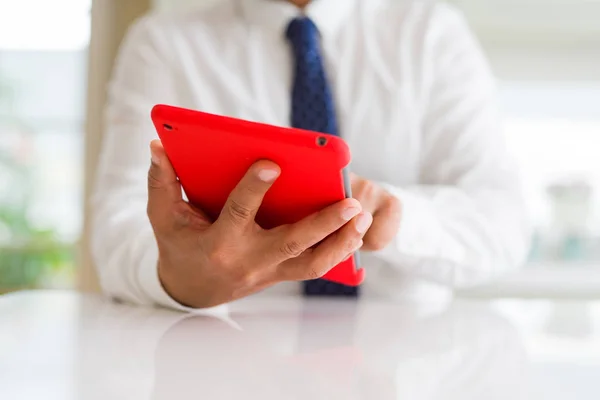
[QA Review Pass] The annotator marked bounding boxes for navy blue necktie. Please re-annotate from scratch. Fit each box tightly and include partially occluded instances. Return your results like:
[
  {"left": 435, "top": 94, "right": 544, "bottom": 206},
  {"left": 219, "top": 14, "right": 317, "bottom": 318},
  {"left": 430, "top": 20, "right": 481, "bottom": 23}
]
[{"left": 286, "top": 17, "right": 359, "bottom": 298}]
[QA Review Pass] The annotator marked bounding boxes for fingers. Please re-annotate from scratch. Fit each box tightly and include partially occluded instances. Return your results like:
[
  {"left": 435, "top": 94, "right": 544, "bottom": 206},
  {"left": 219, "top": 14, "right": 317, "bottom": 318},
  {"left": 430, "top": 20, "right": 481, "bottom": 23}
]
[
  {"left": 351, "top": 176, "right": 379, "bottom": 214},
  {"left": 264, "top": 198, "right": 362, "bottom": 263},
  {"left": 278, "top": 212, "right": 373, "bottom": 281},
  {"left": 148, "top": 140, "right": 184, "bottom": 223},
  {"left": 351, "top": 175, "right": 403, "bottom": 251},
  {"left": 363, "top": 196, "right": 402, "bottom": 251},
  {"left": 218, "top": 160, "right": 280, "bottom": 230}
]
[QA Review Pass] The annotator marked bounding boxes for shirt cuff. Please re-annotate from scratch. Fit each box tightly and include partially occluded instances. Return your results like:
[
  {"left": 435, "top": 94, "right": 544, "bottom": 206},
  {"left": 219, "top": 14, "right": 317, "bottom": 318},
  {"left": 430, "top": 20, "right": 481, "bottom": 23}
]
[
  {"left": 375, "top": 183, "right": 464, "bottom": 263},
  {"left": 138, "top": 240, "right": 229, "bottom": 316}
]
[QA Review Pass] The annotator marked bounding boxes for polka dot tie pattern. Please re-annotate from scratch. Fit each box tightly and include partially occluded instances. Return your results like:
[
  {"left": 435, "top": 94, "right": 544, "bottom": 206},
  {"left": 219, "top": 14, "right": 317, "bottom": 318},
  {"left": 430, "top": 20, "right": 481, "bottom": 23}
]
[{"left": 286, "top": 17, "right": 359, "bottom": 298}]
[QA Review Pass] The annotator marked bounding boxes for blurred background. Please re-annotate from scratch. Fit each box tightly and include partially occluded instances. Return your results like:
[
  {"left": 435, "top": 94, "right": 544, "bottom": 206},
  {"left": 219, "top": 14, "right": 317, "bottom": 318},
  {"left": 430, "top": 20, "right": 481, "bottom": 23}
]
[{"left": 0, "top": 0, "right": 599, "bottom": 296}]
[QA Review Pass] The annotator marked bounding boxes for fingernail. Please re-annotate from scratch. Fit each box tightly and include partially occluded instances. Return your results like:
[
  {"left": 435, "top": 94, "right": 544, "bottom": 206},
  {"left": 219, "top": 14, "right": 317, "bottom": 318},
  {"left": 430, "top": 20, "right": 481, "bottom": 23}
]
[
  {"left": 258, "top": 169, "right": 279, "bottom": 182},
  {"left": 356, "top": 213, "right": 373, "bottom": 234},
  {"left": 150, "top": 148, "right": 160, "bottom": 166},
  {"left": 341, "top": 207, "right": 361, "bottom": 221}
]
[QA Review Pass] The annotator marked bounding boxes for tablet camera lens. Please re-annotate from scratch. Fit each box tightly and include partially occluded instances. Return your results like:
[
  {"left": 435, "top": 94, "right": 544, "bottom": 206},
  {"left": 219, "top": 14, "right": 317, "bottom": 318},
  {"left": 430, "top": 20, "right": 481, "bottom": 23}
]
[
  {"left": 317, "top": 137, "right": 328, "bottom": 147},
  {"left": 163, "top": 124, "right": 174, "bottom": 131}
]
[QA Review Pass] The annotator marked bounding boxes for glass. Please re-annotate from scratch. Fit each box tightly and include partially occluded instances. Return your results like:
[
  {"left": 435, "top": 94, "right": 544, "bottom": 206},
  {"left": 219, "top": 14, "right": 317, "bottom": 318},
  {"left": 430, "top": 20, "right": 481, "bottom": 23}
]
[
  {"left": 502, "top": 84, "right": 600, "bottom": 264},
  {"left": 451, "top": 0, "right": 600, "bottom": 267},
  {"left": 0, "top": 0, "right": 91, "bottom": 292}
]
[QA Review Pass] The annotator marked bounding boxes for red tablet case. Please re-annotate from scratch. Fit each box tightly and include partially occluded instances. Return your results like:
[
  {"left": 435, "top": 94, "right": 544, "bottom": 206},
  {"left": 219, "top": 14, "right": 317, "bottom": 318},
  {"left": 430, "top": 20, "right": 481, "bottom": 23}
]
[{"left": 151, "top": 105, "right": 365, "bottom": 287}]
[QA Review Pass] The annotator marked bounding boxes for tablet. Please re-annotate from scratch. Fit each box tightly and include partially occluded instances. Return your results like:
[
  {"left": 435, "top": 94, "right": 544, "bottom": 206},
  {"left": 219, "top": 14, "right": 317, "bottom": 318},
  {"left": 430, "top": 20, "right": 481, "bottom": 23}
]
[{"left": 151, "top": 105, "right": 365, "bottom": 287}]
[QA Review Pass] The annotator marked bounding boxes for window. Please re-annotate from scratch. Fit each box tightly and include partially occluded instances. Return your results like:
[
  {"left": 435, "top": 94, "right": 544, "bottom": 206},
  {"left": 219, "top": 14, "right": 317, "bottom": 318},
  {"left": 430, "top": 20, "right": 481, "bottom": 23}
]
[
  {"left": 450, "top": 0, "right": 600, "bottom": 295},
  {"left": 2, "top": 0, "right": 597, "bottom": 295},
  {"left": 0, "top": 0, "right": 91, "bottom": 292}
]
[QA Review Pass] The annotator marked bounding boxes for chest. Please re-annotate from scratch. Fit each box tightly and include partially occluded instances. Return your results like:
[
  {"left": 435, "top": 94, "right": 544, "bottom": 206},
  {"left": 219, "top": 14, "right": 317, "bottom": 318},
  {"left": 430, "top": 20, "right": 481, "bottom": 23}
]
[{"left": 170, "top": 30, "right": 422, "bottom": 185}]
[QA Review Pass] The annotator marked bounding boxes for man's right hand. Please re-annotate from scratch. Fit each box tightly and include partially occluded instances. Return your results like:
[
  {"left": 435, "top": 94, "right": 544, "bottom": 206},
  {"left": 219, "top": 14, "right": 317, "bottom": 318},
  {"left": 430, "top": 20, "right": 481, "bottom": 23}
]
[{"left": 148, "top": 140, "right": 373, "bottom": 308}]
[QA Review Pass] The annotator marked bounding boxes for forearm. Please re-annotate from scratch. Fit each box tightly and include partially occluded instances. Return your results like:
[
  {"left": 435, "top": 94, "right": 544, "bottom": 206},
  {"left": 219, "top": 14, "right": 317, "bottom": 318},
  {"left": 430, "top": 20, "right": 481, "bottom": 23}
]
[
  {"left": 373, "top": 181, "right": 531, "bottom": 288},
  {"left": 90, "top": 191, "right": 229, "bottom": 313},
  {"left": 91, "top": 196, "right": 175, "bottom": 307},
  {"left": 371, "top": 5, "right": 533, "bottom": 288}
]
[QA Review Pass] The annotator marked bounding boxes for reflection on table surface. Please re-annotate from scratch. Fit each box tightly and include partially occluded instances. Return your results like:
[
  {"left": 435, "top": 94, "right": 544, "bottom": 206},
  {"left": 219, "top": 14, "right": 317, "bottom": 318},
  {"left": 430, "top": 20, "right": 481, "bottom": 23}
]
[{"left": 1, "top": 291, "right": 600, "bottom": 400}]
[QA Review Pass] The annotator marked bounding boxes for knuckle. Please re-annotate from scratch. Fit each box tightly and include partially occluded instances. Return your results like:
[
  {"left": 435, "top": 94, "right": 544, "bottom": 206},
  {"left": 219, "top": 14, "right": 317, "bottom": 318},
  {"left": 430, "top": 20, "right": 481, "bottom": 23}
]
[
  {"left": 205, "top": 243, "right": 233, "bottom": 266},
  {"left": 368, "top": 241, "right": 387, "bottom": 252},
  {"left": 308, "top": 268, "right": 321, "bottom": 280},
  {"left": 306, "top": 262, "right": 325, "bottom": 280},
  {"left": 354, "top": 180, "right": 376, "bottom": 202},
  {"left": 344, "top": 237, "right": 360, "bottom": 253},
  {"left": 364, "top": 232, "right": 388, "bottom": 251},
  {"left": 227, "top": 200, "right": 253, "bottom": 223},
  {"left": 146, "top": 202, "right": 153, "bottom": 219},
  {"left": 171, "top": 204, "right": 192, "bottom": 230},
  {"left": 363, "top": 181, "right": 376, "bottom": 197},
  {"left": 242, "top": 183, "right": 262, "bottom": 197},
  {"left": 353, "top": 180, "right": 366, "bottom": 196},
  {"left": 147, "top": 168, "right": 162, "bottom": 190},
  {"left": 385, "top": 195, "right": 402, "bottom": 214},
  {"left": 237, "top": 268, "right": 261, "bottom": 287},
  {"left": 280, "top": 239, "right": 305, "bottom": 258}
]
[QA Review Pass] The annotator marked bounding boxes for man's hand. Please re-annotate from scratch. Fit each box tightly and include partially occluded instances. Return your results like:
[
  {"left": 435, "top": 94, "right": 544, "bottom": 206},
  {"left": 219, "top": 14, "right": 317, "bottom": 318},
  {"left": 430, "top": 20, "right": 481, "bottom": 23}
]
[
  {"left": 350, "top": 174, "right": 402, "bottom": 252},
  {"left": 148, "top": 140, "right": 373, "bottom": 309}
]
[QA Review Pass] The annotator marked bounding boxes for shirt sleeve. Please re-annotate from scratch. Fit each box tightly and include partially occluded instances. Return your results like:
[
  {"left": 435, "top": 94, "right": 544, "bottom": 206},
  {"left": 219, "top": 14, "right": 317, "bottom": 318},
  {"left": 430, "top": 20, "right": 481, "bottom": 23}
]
[
  {"left": 373, "top": 5, "right": 531, "bottom": 288},
  {"left": 90, "top": 16, "right": 227, "bottom": 313}
]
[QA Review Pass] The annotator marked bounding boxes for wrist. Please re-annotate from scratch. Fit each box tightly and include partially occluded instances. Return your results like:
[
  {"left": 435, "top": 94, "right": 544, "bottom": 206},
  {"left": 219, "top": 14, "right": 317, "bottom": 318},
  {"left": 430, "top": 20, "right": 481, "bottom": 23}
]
[{"left": 157, "top": 258, "right": 226, "bottom": 309}]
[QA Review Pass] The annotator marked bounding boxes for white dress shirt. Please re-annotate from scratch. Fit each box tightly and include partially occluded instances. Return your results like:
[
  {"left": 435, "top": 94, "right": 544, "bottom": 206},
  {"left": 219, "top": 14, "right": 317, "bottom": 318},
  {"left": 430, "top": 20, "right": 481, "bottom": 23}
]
[{"left": 92, "top": 0, "right": 530, "bottom": 311}]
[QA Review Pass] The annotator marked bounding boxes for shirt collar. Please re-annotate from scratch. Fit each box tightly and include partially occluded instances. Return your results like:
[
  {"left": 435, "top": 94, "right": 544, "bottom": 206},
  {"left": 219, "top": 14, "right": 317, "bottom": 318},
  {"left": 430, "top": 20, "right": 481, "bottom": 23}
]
[{"left": 238, "top": 0, "right": 356, "bottom": 39}]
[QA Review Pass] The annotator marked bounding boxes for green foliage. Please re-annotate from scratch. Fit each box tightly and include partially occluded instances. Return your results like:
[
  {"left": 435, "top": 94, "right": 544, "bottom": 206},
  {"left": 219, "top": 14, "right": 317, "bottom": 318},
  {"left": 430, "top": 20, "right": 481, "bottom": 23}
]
[
  {"left": 0, "top": 243, "right": 74, "bottom": 292},
  {"left": 0, "top": 204, "right": 74, "bottom": 291},
  {"left": 0, "top": 74, "right": 74, "bottom": 292}
]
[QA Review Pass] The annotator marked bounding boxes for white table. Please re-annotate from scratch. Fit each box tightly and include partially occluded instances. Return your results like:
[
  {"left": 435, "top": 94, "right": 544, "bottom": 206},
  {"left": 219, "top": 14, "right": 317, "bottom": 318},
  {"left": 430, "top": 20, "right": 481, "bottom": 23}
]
[{"left": 1, "top": 291, "right": 599, "bottom": 399}]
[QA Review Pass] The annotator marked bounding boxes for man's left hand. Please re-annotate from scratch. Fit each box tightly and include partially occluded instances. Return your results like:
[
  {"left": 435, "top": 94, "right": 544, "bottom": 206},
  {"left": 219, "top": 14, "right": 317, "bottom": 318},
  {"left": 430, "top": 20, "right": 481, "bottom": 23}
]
[{"left": 351, "top": 174, "right": 402, "bottom": 252}]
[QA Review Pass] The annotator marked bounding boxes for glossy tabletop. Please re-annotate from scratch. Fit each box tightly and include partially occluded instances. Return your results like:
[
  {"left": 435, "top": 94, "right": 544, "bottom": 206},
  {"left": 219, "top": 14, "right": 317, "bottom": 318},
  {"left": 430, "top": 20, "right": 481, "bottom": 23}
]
[{"left": 1, "top": 291, "right": 600, "bottom": 399}]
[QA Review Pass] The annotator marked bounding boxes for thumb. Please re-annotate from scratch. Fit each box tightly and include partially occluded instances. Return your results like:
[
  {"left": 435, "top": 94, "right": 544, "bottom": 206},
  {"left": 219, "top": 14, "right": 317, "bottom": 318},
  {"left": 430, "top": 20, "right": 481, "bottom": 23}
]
[{"left": 148, "top": 139, "right": 182, "bottom": 214}]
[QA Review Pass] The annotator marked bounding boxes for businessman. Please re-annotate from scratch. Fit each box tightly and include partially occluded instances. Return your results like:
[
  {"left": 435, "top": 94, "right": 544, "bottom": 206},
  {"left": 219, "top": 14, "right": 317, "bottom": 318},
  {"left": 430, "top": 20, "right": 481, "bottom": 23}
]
[{"left": 92, "top": 0, "right": 530, "bottom": 310}]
